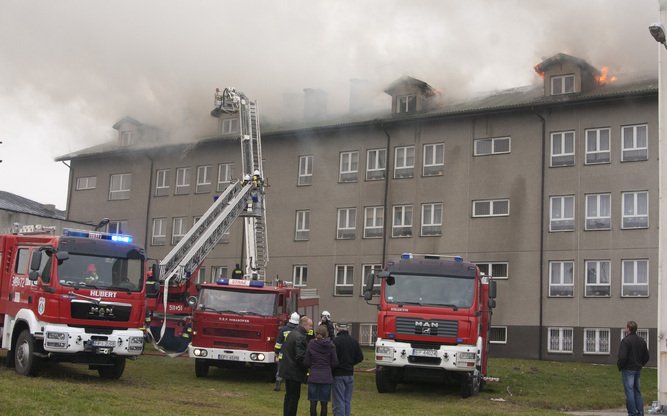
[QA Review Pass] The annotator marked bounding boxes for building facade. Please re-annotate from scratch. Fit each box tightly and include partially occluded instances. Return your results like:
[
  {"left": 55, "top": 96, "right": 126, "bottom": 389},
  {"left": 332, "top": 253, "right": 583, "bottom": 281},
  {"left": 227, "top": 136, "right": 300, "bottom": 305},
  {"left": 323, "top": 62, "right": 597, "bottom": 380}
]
[{"left": 58, "top": 53, "right": 658, "bottom": 364}]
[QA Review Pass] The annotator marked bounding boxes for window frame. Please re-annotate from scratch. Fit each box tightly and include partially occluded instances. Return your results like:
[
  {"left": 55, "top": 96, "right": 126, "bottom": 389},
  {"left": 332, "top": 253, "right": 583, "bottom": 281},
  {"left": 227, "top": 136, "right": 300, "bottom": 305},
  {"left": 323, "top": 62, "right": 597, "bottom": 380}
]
[
  {"left": 171, "top": 217, "right": 187, "bottom": 245},
  {"left": 621, "top": 259, "right": 649, "bottom": 297},
  {"left": 151, "top": 218, "right": 167, "bottom": 246},
  {"left": 336, "top": 207, "right": 357, "bottom": 240},
  {"left": 551, "top": 74, "right": 575, "bottom": 95},
  {"left": 221, "top": 117, "right": 239, "bottom": 134},
  {"left": 549, "top": 260, "right": 574, "bottom": 297},
  {"left": 472, "top": 199, "right": 510, "bottom": 217},
  {"left": 550, "top": 131, "right": 576, "bottom": 167},
  {"left": 298, "top": 155, "right": 313, "bottom": 186},
  {"left": 363, "top": 206, "right": 384, "bottom": 239},
  {"left": 155, "top": 169, "right": 170, "bottom": 197},
  {"left": 584, "top": 128, "right": 611, "bottom": 165},
  {"left": 392, "top": 204, "right": 413, "bottom": 238},
  {"left": 109, "top": 173, "right": 132, "bottom": 200},
  {"left": 548, "top": 327, "right": 574, "bottom": 353},
  {"left": 583, "top": 328, "right": 611, "bottom": 355},
  {"left": 196, "top": 165, "right": 213, "bottom": 194},
  {"left": 394, "top": 146, "right": 415, "bottom": 179},
  {"left": 550, "top": 195, "right": 575, "bottom": 232},
  {"left": 397, "top": 94, "right": 416, "bottom": 113},
  {"left": 621, "top": 124, "right": 648, "bottom": 162},
  {"left": 295, "top": 210, "right": 310, "bottom": 241},
  {"left": 76, "top": 176, "right": 97, "bottom": 190},
  {"left": 584, "top": 260, "right": 611, "bottom": 297},
  {"left": 489, "top": 326, "right": 508, "bottom": 344},
  {"left": 339, "top": 151, "right": 359, "bottom": 183},
  {"left": 217, "top": 163, "right": 233, "bottom": 192},
  {"left": 334, "top": 264, "right": 354, "bottom": 296},
  {"left": 422, "top": 143, "right": 444, "bottom": 176},
  {"left": 585, "top": 193, "right": 611, "bottom": 231},
  {"left": 420, "top": 202, "right": 443, "bottom": 236},
  {"left": 366, "top": 148, "right": 387, "bottom": 181},
  {"left": 475, "top": 262, "right": 509, "bottom": 280},
  {"left": 361, "top": 264, "right": 382, "bottom": 297},
  {"left": 474, "top": 137, "right": 511, "bottom": 156},
  {"left": 622, "top": 191, "right": 649, "bottom": 229},
  {"left": 293, "top": 264, "right": 308, "bottom": 287},
  {"left": 175, "top": 167, "right": 191, "bottom": 195}
]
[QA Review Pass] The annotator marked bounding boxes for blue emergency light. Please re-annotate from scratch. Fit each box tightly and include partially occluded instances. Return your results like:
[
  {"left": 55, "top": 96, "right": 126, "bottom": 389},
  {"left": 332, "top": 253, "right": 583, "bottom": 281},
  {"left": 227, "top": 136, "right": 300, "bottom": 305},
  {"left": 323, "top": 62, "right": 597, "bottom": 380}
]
[
  {"left": 63, "top": 228, "right": 134, "bottom": 243},
  {"left": 216, "top": 278, "right": 264, "bottom": 288}
]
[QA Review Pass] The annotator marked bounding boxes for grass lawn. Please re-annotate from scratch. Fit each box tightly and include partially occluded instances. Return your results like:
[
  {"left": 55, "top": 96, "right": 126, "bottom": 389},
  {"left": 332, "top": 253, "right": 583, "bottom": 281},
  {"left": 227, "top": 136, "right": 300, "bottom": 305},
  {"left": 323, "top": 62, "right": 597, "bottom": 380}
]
[{"left": 0, "top": 348, "right": 656, "bottom": 415}]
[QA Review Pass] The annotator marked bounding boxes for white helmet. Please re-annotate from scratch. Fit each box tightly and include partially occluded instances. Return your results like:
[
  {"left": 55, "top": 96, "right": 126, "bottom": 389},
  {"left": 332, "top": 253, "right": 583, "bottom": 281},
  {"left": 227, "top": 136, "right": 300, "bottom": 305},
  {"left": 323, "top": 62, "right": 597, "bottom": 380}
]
[
  {"left": 253, "top": 170, "right": 260, "bottom": 175},
  {"left": 289, "top": 312, "right": 300, "bottom": 325},
  {"left": 321, "top": 311, "right": 331, "bottom": 318}
]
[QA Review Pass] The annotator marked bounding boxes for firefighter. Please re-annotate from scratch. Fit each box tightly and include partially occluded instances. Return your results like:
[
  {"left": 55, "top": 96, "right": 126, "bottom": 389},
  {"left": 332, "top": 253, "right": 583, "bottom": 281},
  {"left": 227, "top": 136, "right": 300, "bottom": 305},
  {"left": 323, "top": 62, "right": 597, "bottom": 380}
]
[
  {"left": 84, "top": 263, "right": 99, "bottom": 284},
  {"left": 232, "top": 264, "right": 243, "bottom": 279},
  {"left": 320, "top": 311, "right": 335, "bottom": 340},
  {"left": 274, "top": 312, "right": 300, "bottom": 391}
]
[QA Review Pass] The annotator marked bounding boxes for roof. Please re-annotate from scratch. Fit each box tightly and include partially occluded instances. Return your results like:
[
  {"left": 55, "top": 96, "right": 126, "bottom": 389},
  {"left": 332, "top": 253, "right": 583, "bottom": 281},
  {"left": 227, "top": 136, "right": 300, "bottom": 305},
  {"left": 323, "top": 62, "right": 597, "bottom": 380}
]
[
  {"left": 533, "top": 53, "right": 599, "bottom": 76},
  {"left": 384, "top": 75, "right": 438, "bottom": 96},
  {"left": 0, "top": 191, "right": 66, "bottom": 219}
]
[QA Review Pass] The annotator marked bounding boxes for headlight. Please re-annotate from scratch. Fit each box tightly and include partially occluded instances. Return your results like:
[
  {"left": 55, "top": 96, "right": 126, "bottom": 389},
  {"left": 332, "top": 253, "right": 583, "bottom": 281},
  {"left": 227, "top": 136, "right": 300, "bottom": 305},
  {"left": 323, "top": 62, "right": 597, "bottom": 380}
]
[
  {"left": 193, "top": 349, "right": 208, "bottom": 357},
  {"left": 458, "top": 352, "right": 476, "bottom": 360},
  {"left": 129, "top": 336, "right": 144, "bottom": 345},
  {"left": 376, "top": 345, "right": 394, "bottom": 356},
  {"left": 46, "top": 332, "right": 67, "bottom": 340},
  {"left": 250, "top": 353, "right": 265, "bottom": 361}
]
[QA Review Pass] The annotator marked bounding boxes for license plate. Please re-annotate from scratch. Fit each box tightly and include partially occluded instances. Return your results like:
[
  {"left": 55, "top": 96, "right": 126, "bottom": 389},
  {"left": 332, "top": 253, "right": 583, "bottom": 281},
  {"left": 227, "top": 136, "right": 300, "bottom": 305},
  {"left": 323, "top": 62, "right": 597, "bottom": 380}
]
[
  {"left": 219, "top": 354, "right": 240, "bottom": 361},
  {"left": 412, "top": 348, "right": 438, "bottom": 357},
  {"left": 92, "top": 340, "right": 116, "bottom": 348}
]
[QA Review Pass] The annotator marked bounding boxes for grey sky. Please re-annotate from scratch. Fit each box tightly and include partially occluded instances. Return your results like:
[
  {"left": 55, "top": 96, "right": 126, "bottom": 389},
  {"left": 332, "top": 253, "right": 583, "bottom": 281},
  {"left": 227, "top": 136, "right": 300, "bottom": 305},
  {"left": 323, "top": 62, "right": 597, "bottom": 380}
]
[{"left": 0, "top": 0, "right": 660, "bottom": 210}]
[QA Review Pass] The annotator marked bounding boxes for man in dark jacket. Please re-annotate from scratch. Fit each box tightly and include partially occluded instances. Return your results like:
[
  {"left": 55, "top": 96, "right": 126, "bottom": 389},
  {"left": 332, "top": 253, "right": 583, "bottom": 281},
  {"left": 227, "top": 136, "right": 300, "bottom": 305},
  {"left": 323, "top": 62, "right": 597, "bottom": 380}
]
[
  {"left": 278, "top": 316, "right": 313, "bottom": 416},
  {"left": 617, "top": 320, "right": 650, "bottom": 416},
  {"left": 332, "top": 323, "right": 364, "bottom": 416},
  {"left": 273, "top": 312, "right": 301, "bottom": 391}
]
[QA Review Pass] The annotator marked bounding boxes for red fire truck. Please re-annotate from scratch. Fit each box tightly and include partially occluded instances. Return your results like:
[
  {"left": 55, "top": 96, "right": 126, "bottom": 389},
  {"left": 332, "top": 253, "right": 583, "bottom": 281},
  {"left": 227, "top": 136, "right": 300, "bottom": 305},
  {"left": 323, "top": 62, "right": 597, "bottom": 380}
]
[
  {"left": 364, "top": 253, "right": 496, "bottom": 397},
  {"left": 188, "top": 278, "right": 319, "bottom": 377},
  {"left": 0, "top": 227, "right": 147, "bottom": 379}
]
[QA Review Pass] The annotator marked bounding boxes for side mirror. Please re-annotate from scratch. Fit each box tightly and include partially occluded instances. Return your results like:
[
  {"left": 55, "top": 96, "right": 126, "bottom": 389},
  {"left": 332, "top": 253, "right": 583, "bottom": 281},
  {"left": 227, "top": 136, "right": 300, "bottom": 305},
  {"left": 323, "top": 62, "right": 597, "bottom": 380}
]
[
  {"left": 488, "top": 299, "right": 496, "bottom": 309},
  {"left": 30, "top": 252, "right": 42, "bottom": 271},
  {"left": 28, "top": 270, "right": 39, "bottom": 281},
  {"left": 363, "top": 290, "right": 373, "bottom": 301},
  {"left": 55, "top": 251, "right": 69, "bottom": 262},
  {"left": 386, "top": 275, "right": 395, "bottom": 286},
  {"left": 489, "top": 280, "right": 497, "bottom": 299}
]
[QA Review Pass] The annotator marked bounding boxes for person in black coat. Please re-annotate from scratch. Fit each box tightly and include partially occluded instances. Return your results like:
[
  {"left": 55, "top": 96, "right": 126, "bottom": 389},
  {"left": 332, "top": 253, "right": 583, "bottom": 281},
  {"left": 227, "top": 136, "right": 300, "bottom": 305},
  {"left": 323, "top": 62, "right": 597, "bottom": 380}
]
[
  {"left": 332, "top": 323, "right": 364, "bottom": 416},
  {"left": 304, "top": 325, "right": 339, "bottom": 416},
  {"left": 278, "top": 316, "right": 313, "bottom": 416},
  {"left": 617, "top": 320, "right": 650, "bottom": 416},
  {"left": 274, "top": 312, "right": 301, "bottom": 391}
]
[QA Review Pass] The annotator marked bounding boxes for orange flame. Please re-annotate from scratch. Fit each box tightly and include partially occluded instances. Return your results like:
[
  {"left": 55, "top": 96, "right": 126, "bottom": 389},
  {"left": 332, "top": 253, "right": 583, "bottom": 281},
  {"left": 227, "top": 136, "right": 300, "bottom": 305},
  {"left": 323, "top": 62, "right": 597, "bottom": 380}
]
[{"left": 596, "top": 66, "right": 618, "bottom": 85}]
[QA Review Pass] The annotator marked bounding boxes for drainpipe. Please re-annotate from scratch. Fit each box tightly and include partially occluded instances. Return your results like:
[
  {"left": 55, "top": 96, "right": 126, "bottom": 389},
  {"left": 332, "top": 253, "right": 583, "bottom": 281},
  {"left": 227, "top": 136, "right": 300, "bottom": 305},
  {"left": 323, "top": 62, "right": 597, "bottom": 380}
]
[
  {"left": 380, "top": 122, "right": 391, "bottom": 266},
  {"left": 61, "top": 161, "right": 72, "bottom": 219},
  {"left": 532, "top": 108, "right": 546, "bottom": 360},
  {"left": 144, "top": 155, "right": 154, "bottom": 251}
]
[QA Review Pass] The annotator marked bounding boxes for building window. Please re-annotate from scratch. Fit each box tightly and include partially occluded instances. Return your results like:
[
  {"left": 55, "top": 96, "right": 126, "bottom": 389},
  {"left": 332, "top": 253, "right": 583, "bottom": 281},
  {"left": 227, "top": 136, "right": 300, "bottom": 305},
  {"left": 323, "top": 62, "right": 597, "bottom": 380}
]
[
  {"left": 621, "top": 124, "right": 648, "bottom": 162},
  {"left": 489, "top": 327, "right": 508, "bottom": 344},
  {"left": 551, "top": 74, "right": 575, "bottom": 95},
  {"left": 359, "top": 323, "right": 378, "bottom": 346},
  {"left": 361, "top": 264, "right": 382, "bottom": 297},
  {"left": 339, "top": 151, "right": 359, "bottom": 183},
  {"left": 423, "top": 143, "right": 444, "bottom": 176},
  {"left": 151, "top": 218, "right": 167, "bottom": 246},
  {"left": 622, "top": 191, "right": 648, "bottom": 229},
  {"left": 632, "top": 329, "right": 650, "bottom": 349},
  {"left": 107, "top": 220, "right": 128, "bottom": 235},
  {"left": 551, "top": 131, "right": 575, "bottom": 167},
  {"left": 295, "top": 210, "right": 310, "bottom": 241},
  {"left": 394, "top": 146, "right": 415, "bottom": 179},
  {"left": 366, "top": 149, "right": 386, "bottom": 180},
  {"left": 196, "top": 165, "right": 213, "bottom": 193},
  {"left": 622, "top": 259, "right": 649, "bottom": 297},
  {"left": 336, "top": 208, "right": 357, "bottom": 240},
  {"left": 175, "top": 167, "right": 191, "bottom": 195},
  {"left": 155, "top": 169, "right": 170, "bottom": 197},
  {"left": 548, "top": 327, "right": 574, "bottom": 353},
  {"left": 585, "top": 260, "right": 611, "bottom": 297},
  {"left": 584, "top": 328, "right": 611, "bottom": 355},
  {"left": 293, "top": 265, "right": 308, "bottom": 287},
  {"left": 397, "top": 94, "right": 416, "bottom": 113},
  {"left": 475, "top": 262, "right": 508, "bottom": 280},
  {"left": 109, "top": 173, "right": 131, "bottom": 200},
  {"left": 195, "top": 267, "right": 207, "bottom": 284},
  {"left": 120, "top": 131, "right": 133, "bottom": 146},
  {"left": 421, "top": 203, "right": 442, "bottom": 236},
  {"left": 585, "top": 128, "right": 610, "bottom": 164},
  {"left": 364, "top": 206, "right": 384, "bottom": 238},
  {"left": 76, "top": 176, "right": 96, "bottom": 190},
  {"left": 549, "top": 260, "right": 574, "bottom": 297},
  {"left": 474, "top": 137, "right": 511, "bottom": 156},
  {"left": 392, "top": 205, "right": 413, "bottom": 237},
  {"left": 217, "top": 163, "right": 233, "bottom": 192},
  {"left": 171, "top": 217, "right": 187, "bottom": 245},
  {"left": 585, "top": 193, "right": 611, "bottom": 230},
  {"left": 335, "top": 265, "right": 354, "bottom": 296},
  {"left": 211, "top": 266, "right": 227, "bottom": 281},
  {"left": 550, "top": 195, "right": 575, "bottom": 232},
  {"left": 472, "top": 199, "right": 510, "bottom": 217},
  {"left": 298, "top": 155, "right": 313, "bottom": 186},
  {"left": 221, "top": 117, "right": 239, "bottom": 134}
]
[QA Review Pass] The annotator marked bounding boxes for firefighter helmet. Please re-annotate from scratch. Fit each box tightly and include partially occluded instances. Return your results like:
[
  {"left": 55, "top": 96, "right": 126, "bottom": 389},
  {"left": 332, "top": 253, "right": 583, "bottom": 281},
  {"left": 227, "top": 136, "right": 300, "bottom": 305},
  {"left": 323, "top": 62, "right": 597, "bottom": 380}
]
[{"left": 289, "top": 312, "right": 300, "bottom": 325}]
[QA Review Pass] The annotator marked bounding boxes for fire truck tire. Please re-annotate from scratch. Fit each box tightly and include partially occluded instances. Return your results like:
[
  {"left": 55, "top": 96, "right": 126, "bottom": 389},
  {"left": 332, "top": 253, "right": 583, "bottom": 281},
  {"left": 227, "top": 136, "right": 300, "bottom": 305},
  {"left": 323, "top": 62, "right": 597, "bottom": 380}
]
[
  {"left": 195, "top": 359, "right": 209, "bottom": 377},
  {"left": 14, "top": 329, "right": 39, "bottom": 377},
  {"left": 97, "top": 357, "right": 126, "bottom": 380},
  {"left": 375, "top": 366, "right": 397, "bottom": 393},
  {"left": 460, "top": 369, "right": 481, "bottom": 398}
]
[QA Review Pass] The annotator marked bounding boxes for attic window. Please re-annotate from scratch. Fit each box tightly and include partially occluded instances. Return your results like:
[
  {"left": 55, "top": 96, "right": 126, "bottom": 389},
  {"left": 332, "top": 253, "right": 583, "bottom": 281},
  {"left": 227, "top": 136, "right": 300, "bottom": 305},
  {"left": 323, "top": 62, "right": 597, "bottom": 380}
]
[
  {"left": 120, "top": 131, "right": 133, "bottom": 146},
  {"left": 397, "top": 95, "right": 416, "bottom": 113},
  {"left": 551, "top": 74, "right": 575, "bottom": 95},
  {"left": 222, "top": 118, "right": 239, "bottom": 134}
]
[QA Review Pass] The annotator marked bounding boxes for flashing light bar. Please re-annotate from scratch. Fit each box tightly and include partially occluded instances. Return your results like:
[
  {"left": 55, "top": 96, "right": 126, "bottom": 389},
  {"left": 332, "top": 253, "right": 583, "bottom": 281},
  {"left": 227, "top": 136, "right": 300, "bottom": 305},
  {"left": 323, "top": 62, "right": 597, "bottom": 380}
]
[
  {"left": 401, "top": 252, "right": 464, "bottom": 263},
  {"left": 63, "top": 228, "right": 134, "bottom": 243},
  {"left": 216, "top": 278, "right": 265, "bottom": 288}
]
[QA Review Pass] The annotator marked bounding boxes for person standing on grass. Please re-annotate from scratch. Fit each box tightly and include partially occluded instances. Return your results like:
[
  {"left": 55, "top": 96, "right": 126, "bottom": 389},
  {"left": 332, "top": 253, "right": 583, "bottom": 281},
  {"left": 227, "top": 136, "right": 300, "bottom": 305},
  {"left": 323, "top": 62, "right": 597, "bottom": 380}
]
[
  {"left": 304, "top": 324, "right": 338, "bottom": 416},
  {"left": 279, "top": 316, "right": 313, "bottom": 416},
  {"left": 274, "top": 312, "right": 301, "bottom": 392},
  {"left": 332, "top": 323, "right": 364, "bottom": 416},
  {"left": 617, "top": 320, "right": 650, "bottom": 416}
]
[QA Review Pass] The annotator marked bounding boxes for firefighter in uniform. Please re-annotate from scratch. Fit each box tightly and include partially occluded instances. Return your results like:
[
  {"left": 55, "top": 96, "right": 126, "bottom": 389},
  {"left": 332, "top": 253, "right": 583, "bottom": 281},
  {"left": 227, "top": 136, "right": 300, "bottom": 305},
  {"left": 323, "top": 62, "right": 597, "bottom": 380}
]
[{"left": 274, "top": 312, "right": 300, "bottom": 391}]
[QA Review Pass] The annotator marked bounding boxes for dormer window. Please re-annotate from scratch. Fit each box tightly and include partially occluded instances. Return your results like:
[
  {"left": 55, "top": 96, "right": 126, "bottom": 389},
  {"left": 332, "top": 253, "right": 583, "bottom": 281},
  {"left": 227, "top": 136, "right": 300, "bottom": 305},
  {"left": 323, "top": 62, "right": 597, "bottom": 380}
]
[
  {"left": 398, "top": 95, "right": 416, "bottom": 113},
  {"left": 120, "top": 131, "right": 133, "bottom": 146},
  {"left": 222, "top": 117, "right": 239, "bottom": 134},
  {"left": 384, "top": 76, "right": 438, "bottom": 115},
  {"left": 551, "top": 74, "right": 575, "bottom": 95}
]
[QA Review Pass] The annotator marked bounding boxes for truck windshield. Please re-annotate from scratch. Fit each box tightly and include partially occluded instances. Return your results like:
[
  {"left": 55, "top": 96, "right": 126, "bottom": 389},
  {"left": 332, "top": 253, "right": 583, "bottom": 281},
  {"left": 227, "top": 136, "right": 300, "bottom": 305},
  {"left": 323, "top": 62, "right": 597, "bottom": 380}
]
[
  {"left": 56, "top": 253, "right": 143, "bottom": 292},
  {"left": 384, "top": 273, "right": 475, "bottom": 309},
  {"left": 198, "top": 288, "right": 277, "bottom": 316}
]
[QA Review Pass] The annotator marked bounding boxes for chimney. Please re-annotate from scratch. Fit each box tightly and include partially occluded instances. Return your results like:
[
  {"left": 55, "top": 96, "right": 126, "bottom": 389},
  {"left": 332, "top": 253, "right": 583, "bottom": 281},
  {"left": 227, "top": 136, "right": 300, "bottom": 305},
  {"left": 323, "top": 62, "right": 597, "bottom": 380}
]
[
  {"left": 349, "top": 79, "right": 372, "bottom": 113},
  {"left": 303, "top": 88, "right": 327, "bottom": 120}
]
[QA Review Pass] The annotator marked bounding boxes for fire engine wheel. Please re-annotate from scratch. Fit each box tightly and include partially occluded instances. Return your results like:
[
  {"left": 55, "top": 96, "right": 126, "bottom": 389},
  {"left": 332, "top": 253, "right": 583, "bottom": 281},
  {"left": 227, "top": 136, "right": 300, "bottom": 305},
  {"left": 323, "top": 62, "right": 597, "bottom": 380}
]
[
  {"left": 14, "top": 329, "right": 39, "bottom": 377},
  {"left": 98, "top": 357, "right": 126, "bottom": 380},
  {"left": 460, "top": 368, "right": 481, "bottom": 398},
  {"left": 195, "top": 359, "right": 209, "bottom": 378},
  {"left": 375, "top": 366, "right": 397, "bottom": 393}
]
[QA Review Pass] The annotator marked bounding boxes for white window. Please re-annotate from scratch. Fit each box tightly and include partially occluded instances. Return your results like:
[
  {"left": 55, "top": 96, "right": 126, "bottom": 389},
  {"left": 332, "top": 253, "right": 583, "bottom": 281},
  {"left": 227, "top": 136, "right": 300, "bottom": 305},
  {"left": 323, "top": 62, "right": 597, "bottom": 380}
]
[
  {"left": 637, "top": 329, "right": 650, "bottom": 349},
  {"left": 359, "top": 323, "right": 378, "bottom": 346},
  {"left": 298, "top": 155, "right": 313, "bottom": 186},
  {"left": 550, "top": 195, "right": 575, "bottom": 232},
  {"left": 474, "top": 137, "right": 511, "bottom": 156},
  {"left": 551, "top": 131, "right": 575, "bottom": 166},
  {"left": 120, "top": 131, "right": 133, "bottom": 146},
  {"left": 621, "top": 124, "right": 648, "bottom": 162},
  {"left": 295, "top": 210, "right": 310, "bottom": 241},
  {"left": 76, "top": 176, "right": 96, "bottom": 190},
  {"left": 585, "top": 193, "right": 611, "bottom": 230},
  {"left": 109, "top": 173, "right": 131, "bottom": 200},
  {"left": 489, "top": 327, "right": 508, "bottom": 344},
  {"left": 195, "top": 267, "right": 207, "bottom": 284},
  {"left": 622, "top": 259, "right": 649, "bottom": 297},
  {"left": 397, "top": 94, "right": 416, "bottom": 113},
  {"left": 584, "top": 328, "right": 611, "bottom": 354},
  {"left": 293, "top": 265, "right": 308, "bottom": 287},
  {"left": 211, "top": 266, "right": 227, "bottom": 281},
  {"left": 196, "top": 165, "right": 213, "bottom": 193},
  {"left": 551, "top": 74, "right": 575, "bottom": 95},
  {"left": 421, "top": 203, "right": 442, "bottom": 236},
  {"left": 339, "top": 151, "right": 359, "bottom": 183},
  {"left": 155, "top": 169, "right": 170, "bottom": 197},
  {"left": 585, "top": 260, "right": 611, "bottom": 297},
  {"left": 337, "top": 208, "right": 356, "bottom": 240},
  {"left": 392, "top": 205, "right": 413, "bottom": 237},
  {"left": 423, "top": 143, "right": 444, "bottom": 176},
  {"left": 585, "top": 128, "right": 610, "bottom": 164},
  {"left": 361, "top": 264, "right": 382, "bottom": 297},
  {"left": 222, "top": 117, "right": 239, "bottom": 134},
  {"left": 364, "top": 206, "right": 384, "bottom": 238},
  {"left": 622, "top": 191, "right": 648, "bottom": 229},
  {"left": 217, "top": 163, "right": 233, "bottom": 192},
  {"left": 475, "top": 262, "right": 509, "bottom": 280},
  {"left": 335, "top": 265, "right": 354, "bottom": 296},
  {"left": 472, "top": 199, "right": 510, "bottom": 217},
  {"left": 549, "top": 261, "right": 574, "bottom": 297},
  {"left": 394, "top": 146, "right": 415, "bottom": 178},
  {"left": 175, "top": 167, "right": 191, "bottom": 195},
  {"left": 151, "top": 218, "right": 166, "bottom": 246},
  {"left": 548, "top": 327, "right": 574, "bottom": 353},
  {"left": 172, "top": 217, "right": 187, "bottom": 245},
  {"left": 366, "top": 149, "right": 386, "bottom": 180},
  {"left": 107, "top": 220, "right": 128, "bottom": 235}
]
